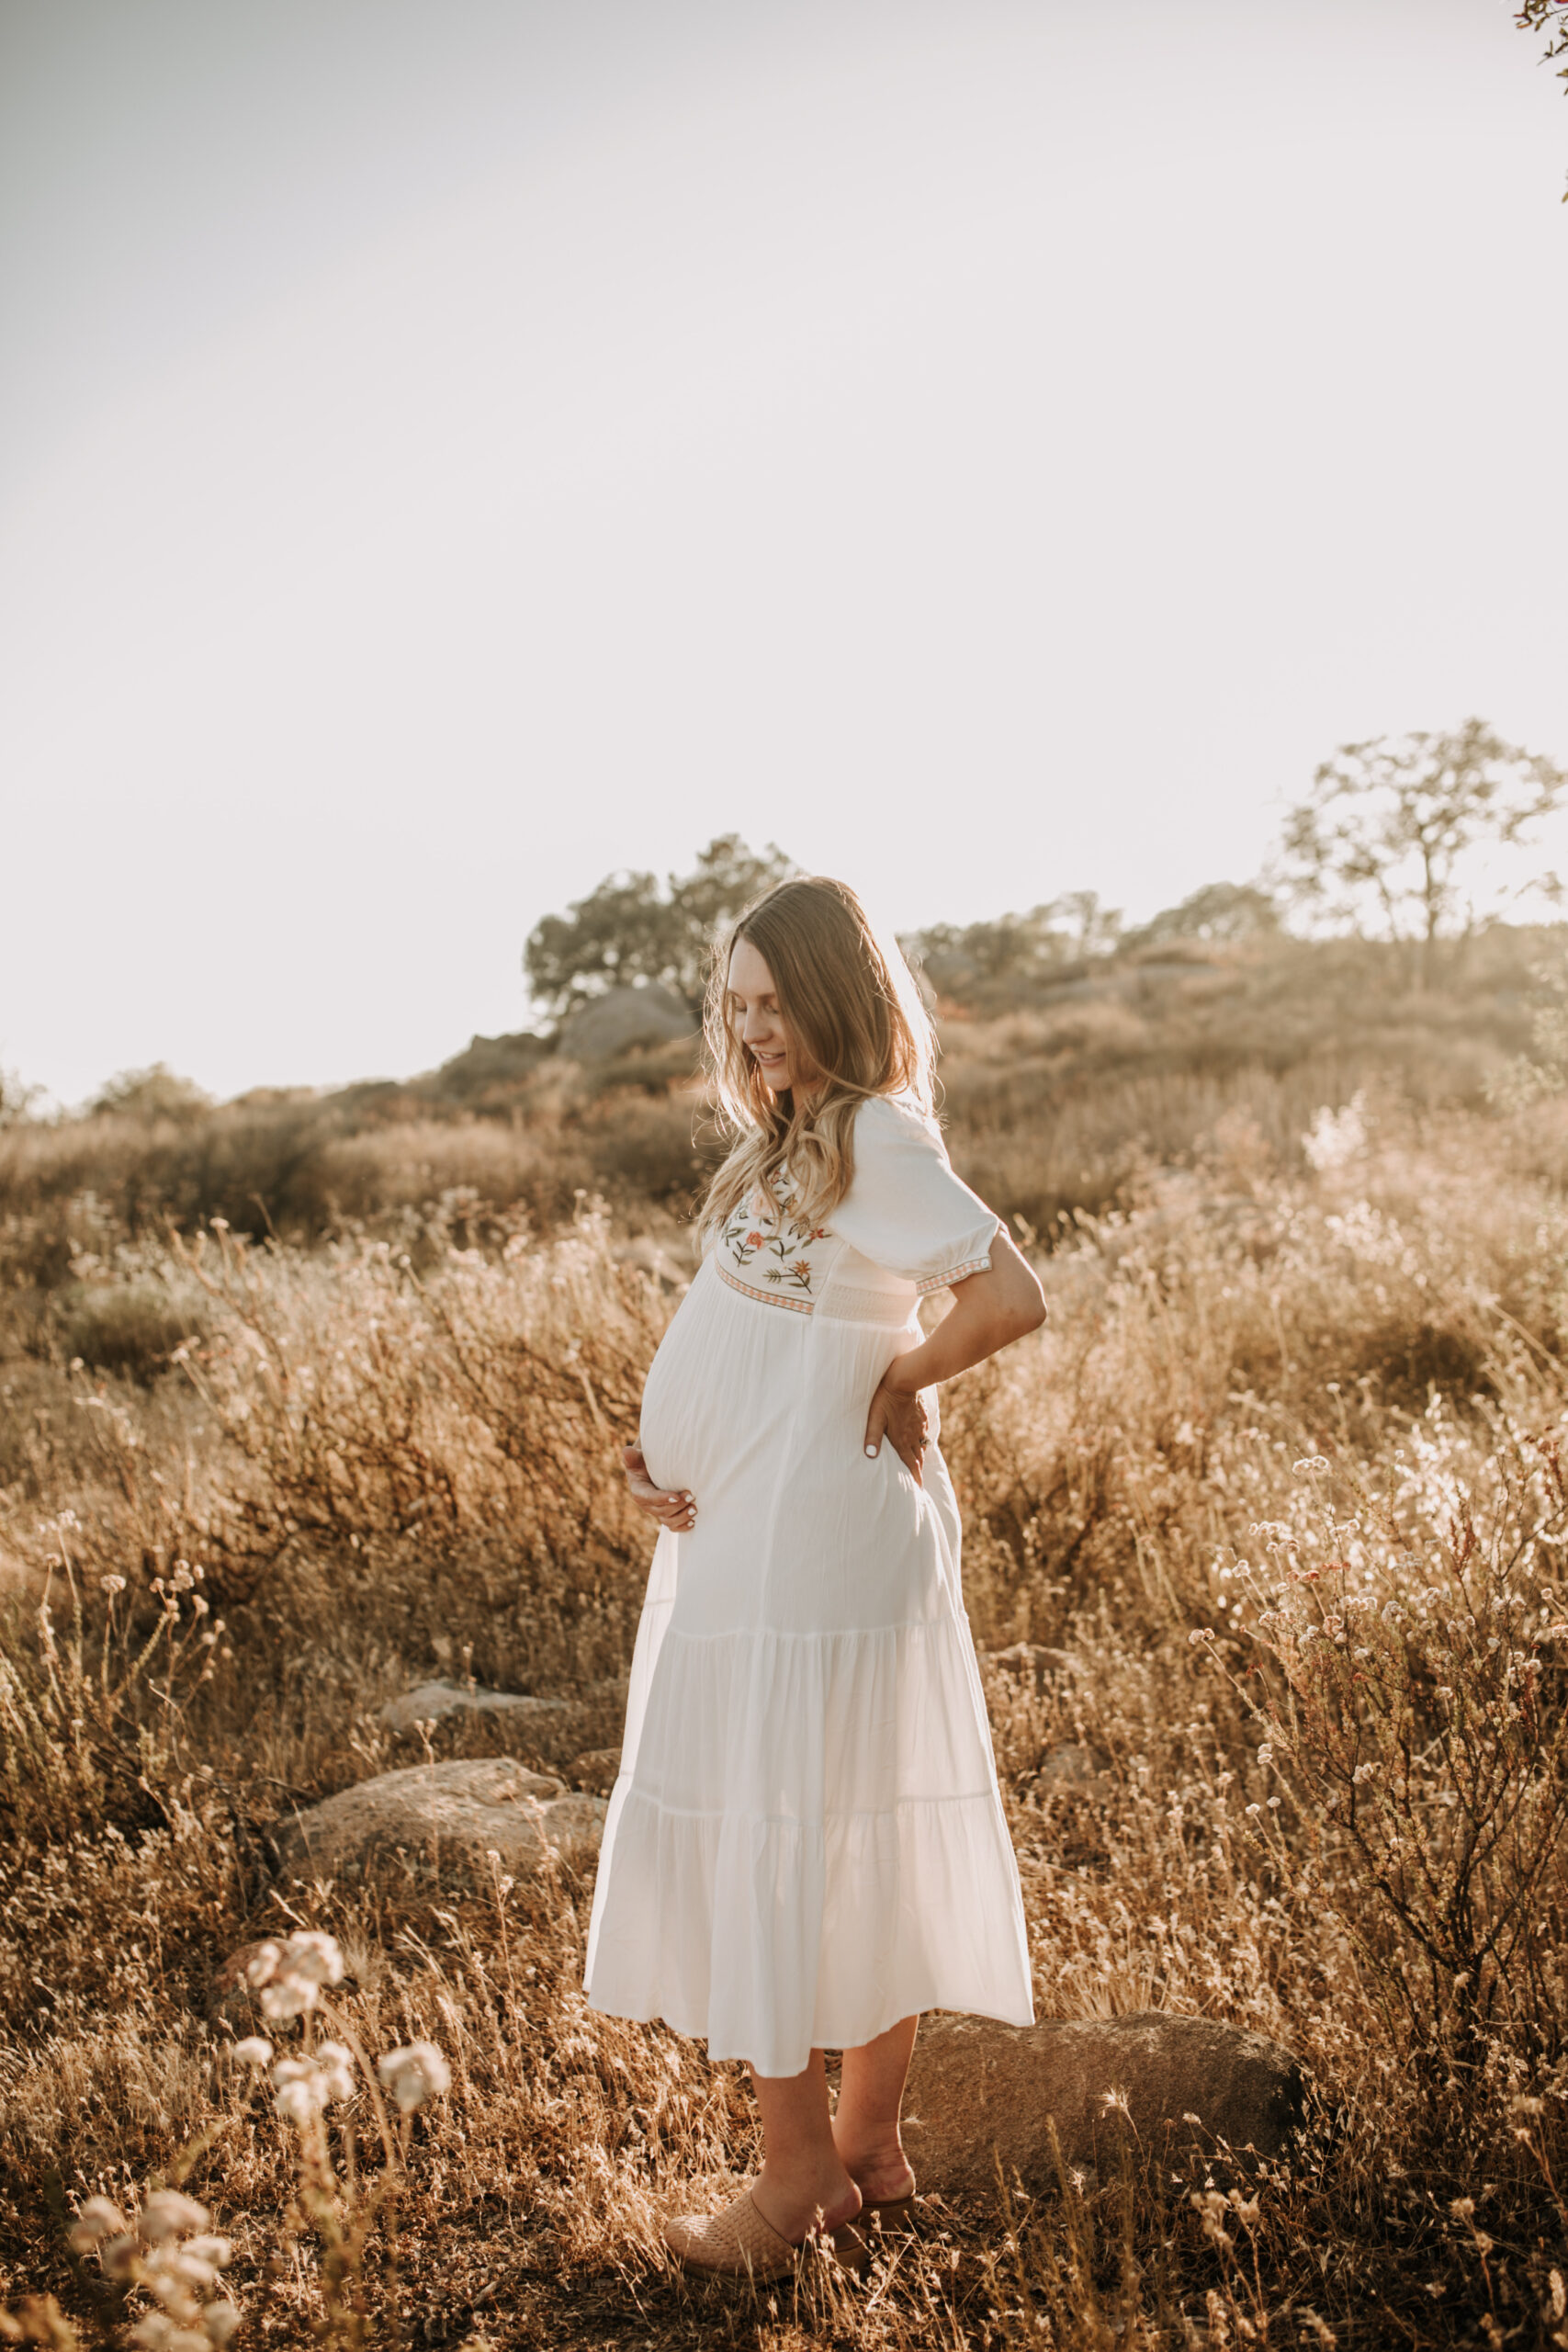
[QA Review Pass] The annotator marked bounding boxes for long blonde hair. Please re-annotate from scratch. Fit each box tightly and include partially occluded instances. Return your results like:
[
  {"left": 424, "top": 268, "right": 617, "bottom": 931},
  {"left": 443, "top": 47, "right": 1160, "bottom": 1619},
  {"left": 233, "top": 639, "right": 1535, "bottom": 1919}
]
[{"left": 700, "top": 875, "right": 937, "bottom": 1238}]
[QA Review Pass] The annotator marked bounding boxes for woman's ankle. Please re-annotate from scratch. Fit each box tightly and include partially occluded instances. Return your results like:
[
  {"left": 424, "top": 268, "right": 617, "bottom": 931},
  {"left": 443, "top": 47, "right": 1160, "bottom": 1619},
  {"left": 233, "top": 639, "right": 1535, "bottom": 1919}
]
[
  {"left": 753, "top": 2155, "right": 862, "bottom": 2238},
  {"left": 831, "top": 2133, "right": 915, "bottom": 2200}
]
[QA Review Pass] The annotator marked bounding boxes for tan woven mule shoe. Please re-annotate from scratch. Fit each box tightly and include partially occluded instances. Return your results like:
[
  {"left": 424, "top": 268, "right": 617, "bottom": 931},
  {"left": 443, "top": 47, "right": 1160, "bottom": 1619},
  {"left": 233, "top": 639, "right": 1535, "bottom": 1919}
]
[
  {"left": 832, "top": 2187, "right": 917, "bottom": 2278},
  {"left": 662, "top": 2186, "right": 863, "bottom": 2279}
]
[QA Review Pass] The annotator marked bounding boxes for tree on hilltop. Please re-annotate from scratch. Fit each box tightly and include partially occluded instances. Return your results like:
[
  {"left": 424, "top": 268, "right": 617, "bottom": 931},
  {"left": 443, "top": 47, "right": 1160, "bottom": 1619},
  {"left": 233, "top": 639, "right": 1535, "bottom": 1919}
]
[
  {"left": 1122, "top": 881, "right": 1280, "bottom": 955},
  {"left": 1277, "top": 718, "right": 1566, "bottom": 986},
  {"left": 524, "top": 835, "right": 795, "bottom": 1022},
  {"left": 87, "top": 1064, "right": 212, "bottom": 1123},
  {"left": 904, "top": 892, "right": 1124, "bottom": 1000}
]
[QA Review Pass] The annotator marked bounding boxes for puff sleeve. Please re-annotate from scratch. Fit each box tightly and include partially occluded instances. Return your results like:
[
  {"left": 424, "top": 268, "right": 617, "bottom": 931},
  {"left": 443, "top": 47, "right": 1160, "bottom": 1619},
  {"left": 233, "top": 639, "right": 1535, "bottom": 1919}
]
[{"left": 830, "top": 1094, "right": 1000, "bottom": 1294}]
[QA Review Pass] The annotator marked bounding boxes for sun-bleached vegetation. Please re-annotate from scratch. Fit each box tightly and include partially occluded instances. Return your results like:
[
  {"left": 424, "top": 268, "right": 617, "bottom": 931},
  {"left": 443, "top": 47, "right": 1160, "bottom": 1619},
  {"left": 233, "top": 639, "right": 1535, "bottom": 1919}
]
[
  {"left": 7, "top": 756, "right": 1568, "bottom": 2340},
  {"left": 6, "top": 1003, "right": 1568, "bottom": 2343}
]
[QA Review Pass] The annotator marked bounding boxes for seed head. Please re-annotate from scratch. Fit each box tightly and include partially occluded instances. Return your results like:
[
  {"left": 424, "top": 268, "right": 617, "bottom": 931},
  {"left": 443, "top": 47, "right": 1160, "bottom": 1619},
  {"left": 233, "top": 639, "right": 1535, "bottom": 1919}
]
[
  {"left": 271, "top": 2041, "right": 355, "bottom": 2128},
  {"left": 247, "top": 1930, "right": 344, "bottom": 2019},
  {"left": 138, "top": 2192, "right": 209, "bottom": 2245},
  {"left": 68, "top": 2197, "right": 127, "bottom": 2254},
  {"left": 130, "top": 2319, "right": 214, "bottom": 2352},
  {"left": 377, "top": 2041, "right": 452, "bottom": 2113}
]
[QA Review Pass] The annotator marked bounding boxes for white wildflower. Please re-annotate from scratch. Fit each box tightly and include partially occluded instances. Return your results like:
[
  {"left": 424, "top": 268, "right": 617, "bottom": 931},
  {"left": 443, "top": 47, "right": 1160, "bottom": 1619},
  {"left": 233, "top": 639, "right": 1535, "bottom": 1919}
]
[
  {"left": 248, "top": 1929, "right": 344, "bottom": 2020},
  {"left": 378, "top": 2041, "right": 452, "bottom": 2113},
  {"left": 68, "top": 2197, "right": 127, "bottom": 2254},
  {"left": 231, "top": 2037, "right": 273, "bottom": 2067},
  {"left": 130, "top": 2320, "right": 210, "bottom": 2352},
  {"left": 271, "top": 2041, "right": 355, "bottom": 2128},
  {"left": 1303, "top": 1093, "right": 1367, "bottom": 1172},
  {"left": 138, "top": 2192, "right": 209, "bottom": 2244},
  {"left": 312, "top": 2041, "right": 355, "bottom": 2104},
  {"left": 273, "top": 2073, "right": 321, "bottom": 2131}
]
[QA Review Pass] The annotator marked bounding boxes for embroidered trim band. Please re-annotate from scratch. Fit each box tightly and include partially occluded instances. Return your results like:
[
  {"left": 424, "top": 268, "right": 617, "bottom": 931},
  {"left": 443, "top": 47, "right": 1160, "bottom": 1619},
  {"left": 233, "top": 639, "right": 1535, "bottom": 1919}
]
[
  {"left": 915, "top": 1250, "right": 993, "bottom": 1297},
  {"left": 717, "top": 1262, "right": 815, "bottom": 1314}
]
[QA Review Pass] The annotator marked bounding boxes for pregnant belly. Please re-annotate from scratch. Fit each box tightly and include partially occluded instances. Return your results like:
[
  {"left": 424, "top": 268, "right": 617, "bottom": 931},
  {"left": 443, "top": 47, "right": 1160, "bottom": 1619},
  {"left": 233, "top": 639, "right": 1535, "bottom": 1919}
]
[
  {"left": 637, "top": 1267, "right": 809, "bottom": 1498},
  {"left": 637, "top": 1329, "right": 708, "bottom": 1494}
]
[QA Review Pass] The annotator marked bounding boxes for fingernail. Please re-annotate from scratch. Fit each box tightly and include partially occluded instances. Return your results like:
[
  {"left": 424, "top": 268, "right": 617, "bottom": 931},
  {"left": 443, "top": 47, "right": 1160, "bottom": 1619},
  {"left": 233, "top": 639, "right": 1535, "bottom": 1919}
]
[{"left": 865, "top": 1444, "right": 877, "bottom": 1457}]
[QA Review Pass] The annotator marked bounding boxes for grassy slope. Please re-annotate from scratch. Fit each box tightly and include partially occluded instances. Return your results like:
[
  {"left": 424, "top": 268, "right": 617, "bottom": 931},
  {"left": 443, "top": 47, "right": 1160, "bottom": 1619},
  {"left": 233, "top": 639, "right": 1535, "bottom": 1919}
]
[
  {"left": 0, "top": 928, "right": 1551, "bottom": 1345},
  {"left": 3, "top": 936, "right": 1568, "bottom": 2346}
]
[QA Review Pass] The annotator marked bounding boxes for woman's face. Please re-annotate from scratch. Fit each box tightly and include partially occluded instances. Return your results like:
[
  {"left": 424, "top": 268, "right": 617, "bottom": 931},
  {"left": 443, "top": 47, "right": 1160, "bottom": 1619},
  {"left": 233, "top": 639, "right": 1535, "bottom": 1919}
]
[{"left": 727, "top": 936, "right": 811, "bottom": 1097}]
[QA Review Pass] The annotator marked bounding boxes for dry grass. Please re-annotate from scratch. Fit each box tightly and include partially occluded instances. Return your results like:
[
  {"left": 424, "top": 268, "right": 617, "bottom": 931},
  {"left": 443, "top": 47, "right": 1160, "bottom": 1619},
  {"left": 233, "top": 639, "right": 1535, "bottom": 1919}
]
[
  {"left": 0, "top": 932, "right": 1550, "bottom": 1315},
  {"left": 5, "top": 1081, "right": 1568, "bottom": 2346}
]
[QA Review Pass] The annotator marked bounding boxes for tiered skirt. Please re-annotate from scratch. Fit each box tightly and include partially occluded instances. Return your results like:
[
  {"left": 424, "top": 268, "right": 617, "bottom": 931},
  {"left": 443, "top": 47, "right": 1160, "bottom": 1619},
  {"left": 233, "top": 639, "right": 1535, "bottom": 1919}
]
[{"left": 583, "top": 1259, "right": 1033, "bottom": 2076}]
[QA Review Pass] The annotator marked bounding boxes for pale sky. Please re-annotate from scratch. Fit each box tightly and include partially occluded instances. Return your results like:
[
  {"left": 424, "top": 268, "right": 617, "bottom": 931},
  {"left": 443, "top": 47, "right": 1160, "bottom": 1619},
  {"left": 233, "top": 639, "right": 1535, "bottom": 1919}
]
[{"left": 3, "top": 0, "right": 1566, "bottom": 1106}]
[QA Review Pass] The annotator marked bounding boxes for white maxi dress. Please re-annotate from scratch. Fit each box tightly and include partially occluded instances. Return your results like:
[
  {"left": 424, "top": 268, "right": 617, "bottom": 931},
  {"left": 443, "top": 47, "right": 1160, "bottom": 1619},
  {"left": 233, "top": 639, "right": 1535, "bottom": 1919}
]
[{"left": 583, "top": 1092, "right": 1034, "bottom": 2076}]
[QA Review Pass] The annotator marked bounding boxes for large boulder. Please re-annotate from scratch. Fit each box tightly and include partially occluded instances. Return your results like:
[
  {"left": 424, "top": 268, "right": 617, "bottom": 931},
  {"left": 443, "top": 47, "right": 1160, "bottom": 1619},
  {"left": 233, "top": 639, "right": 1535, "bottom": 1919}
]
[
  {"left": 558, "top": 984, "right": 695, "bottom": 1062},
  {"left": 277, "top": 1759, "right": 605, "bottom": 1884},
  {"left": 378, "top": 1679, "right": 569, "bottom": 1737},
  {"left": 900, "top": 2012, "right": 1305, "bottom": 2194}
]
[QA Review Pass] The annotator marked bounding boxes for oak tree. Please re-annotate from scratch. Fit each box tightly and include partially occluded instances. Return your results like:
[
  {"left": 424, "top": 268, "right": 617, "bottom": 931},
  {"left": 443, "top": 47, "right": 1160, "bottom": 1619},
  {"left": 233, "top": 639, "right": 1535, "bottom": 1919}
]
[
  {"left": 1279, "top": 718, "right": 1566, "bottom": 983},
  {"left": 524, "top": 835, "right": 795, "bottom": 1021}
]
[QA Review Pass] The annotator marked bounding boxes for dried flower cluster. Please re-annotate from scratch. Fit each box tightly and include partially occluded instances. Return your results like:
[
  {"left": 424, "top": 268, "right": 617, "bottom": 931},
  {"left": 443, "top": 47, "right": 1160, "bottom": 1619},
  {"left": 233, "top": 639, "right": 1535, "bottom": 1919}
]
[
  {"left": 68, "top": 2193, "right": 237, "bottom": 2351},
  {"left": 242, "top": 1930, "right": 345, "bottom": 2022}
]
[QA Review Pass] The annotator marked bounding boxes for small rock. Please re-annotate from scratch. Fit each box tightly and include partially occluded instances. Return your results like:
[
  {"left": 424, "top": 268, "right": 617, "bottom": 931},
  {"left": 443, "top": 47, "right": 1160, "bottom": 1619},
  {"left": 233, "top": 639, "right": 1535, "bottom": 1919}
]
[
  {"left": 277, "top": 1758, "right": 606, "bottom": 1884},
  {"left": 569, "top": 1747, "right": 623, "bottom": 1796},
  {"left": 379, "top": 1679, "right": 570, "bottom": 1736},
  {"left": 901, "top": 2012, "right": 1305, "bottom": 2196}
]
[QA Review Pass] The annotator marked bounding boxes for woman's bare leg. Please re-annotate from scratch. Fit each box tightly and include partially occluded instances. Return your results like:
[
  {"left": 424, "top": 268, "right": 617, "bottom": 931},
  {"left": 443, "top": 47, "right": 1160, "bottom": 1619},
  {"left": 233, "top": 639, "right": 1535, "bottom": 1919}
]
[
  {"left": 750, "top": 2052, "right": 863, "bottom": 2242},
  {"left": 831, "top": 2015, "right": 919, "bottom": 2202}
]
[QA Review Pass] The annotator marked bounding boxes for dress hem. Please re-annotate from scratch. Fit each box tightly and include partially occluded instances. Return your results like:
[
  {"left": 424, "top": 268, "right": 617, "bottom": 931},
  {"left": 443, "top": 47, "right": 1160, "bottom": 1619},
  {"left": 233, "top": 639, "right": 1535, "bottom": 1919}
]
[{"left": 581, "top": 1988, "right": 1040, "bottom": 2075}]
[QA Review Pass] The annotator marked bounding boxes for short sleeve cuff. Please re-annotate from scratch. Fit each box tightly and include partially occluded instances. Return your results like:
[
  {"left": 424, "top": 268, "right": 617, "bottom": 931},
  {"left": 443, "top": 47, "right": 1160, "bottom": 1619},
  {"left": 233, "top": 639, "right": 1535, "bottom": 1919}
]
[{"left": 911, "top": 1215, "right": 1001, "bottom": 1295}]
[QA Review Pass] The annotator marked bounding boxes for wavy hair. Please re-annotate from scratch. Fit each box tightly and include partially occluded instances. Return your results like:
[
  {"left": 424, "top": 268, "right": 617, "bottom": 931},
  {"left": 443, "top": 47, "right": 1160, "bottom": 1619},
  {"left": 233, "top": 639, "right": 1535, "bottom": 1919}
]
[{"left": 699, "top": 875, "right": 937, "bottom": 1239}]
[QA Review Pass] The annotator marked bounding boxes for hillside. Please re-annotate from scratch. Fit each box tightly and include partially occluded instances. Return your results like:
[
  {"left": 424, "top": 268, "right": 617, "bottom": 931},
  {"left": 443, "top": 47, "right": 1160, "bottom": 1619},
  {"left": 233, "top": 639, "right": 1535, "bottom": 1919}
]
[{"left": 2, "top": 929, "right": 1554, "bottom": 1276}]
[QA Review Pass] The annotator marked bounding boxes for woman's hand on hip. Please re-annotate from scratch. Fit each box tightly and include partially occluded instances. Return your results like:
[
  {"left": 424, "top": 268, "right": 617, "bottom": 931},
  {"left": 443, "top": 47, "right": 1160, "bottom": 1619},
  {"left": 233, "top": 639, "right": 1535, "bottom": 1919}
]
[
  {"left": 863, "top": 1381, "right": 929, "bottom": 1486},
  {"left": 623, "top": 1445, "right": 696, "bottom": 1532}
]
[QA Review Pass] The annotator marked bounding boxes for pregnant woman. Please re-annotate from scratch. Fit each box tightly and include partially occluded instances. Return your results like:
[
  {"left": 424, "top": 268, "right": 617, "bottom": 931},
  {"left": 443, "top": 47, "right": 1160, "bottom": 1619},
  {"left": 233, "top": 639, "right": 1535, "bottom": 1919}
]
[{"left": 583, "top": 874, "right": 1046, "bottom": 2278}]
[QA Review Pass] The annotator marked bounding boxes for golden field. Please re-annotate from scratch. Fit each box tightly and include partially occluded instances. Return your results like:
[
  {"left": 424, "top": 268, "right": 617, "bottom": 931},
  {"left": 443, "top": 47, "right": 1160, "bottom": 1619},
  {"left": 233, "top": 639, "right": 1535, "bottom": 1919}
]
[{"left": 5, "top": 930, "right": 1568, "bottom": 2349}]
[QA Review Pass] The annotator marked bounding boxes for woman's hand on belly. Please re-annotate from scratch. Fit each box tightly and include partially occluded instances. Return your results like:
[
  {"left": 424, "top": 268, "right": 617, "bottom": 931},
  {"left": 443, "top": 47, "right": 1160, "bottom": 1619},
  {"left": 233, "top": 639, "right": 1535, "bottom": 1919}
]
[
  {"left": 863, "top": 1381, "right": 930, "bottom": 1487},
  {"left": 623, "top": 1445, "right": 696, "bottom": 1532}
]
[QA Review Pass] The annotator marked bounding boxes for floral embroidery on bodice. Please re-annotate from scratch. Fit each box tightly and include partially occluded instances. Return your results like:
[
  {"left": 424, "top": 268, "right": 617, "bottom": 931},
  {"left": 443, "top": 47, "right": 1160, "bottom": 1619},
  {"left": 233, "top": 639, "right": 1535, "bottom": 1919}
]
[{"left": 716, "top": 1170, "right": 840, "bottom": 1312}]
